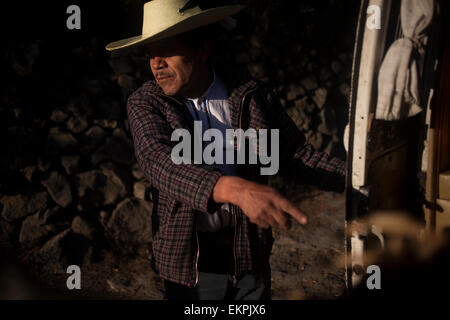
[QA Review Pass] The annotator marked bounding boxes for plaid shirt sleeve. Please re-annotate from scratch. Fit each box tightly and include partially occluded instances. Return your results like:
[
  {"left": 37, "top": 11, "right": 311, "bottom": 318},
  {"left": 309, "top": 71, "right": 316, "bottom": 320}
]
[
  {"left": 127, "top": 90, "right": 223, "bottom": 213},
  {"left": 261, "top": 86, "right": 347, "bottom": 192}
]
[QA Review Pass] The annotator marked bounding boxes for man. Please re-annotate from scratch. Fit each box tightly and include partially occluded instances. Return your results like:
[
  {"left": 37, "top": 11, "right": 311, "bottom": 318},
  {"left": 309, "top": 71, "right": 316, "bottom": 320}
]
[{"left": 106, "top": 0, "right": 345, "bottom": 300}]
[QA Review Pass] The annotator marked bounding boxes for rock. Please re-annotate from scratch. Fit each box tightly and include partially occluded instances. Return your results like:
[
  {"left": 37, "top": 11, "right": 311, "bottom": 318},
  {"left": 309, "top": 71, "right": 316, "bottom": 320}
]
[
  {"left": 80, "top": 245, "right": 95, "bottom": 266},
  {"left": 66, "top": 115, "right": 89, "bottom": 134},
  {"left": 61, "top": 155, "right": 80, "bottom": 175},
  {"left": 117, "top": 74, "right": 137, "bottom": 91},
  {"left": 97, "top": 99, "right": 121, "bottom": 121},
  {"left": 286, "top": 101, "right": 311, "bottom": 132},
  {"left": 298, "top": 53, "right": 309, "bottom": 68},
  {"left": 106, "top": 278, "right": 131, "bottom": 293},
  {"left": 131, "top": 163, "right": 145, "bottom": 180},
  {"left": 0, "top": 218, "right": 19, "bottom": 246},
  {"left": 307, "top": 61, "right": 318, "bottom": 72},
  {"left": 292, "top": 97, "right": 315, "bottom": 115},
  {"left": 50, "top": 109, "right": 69, "bottom": 123},
  {"left": 19, "top": 211, "right": 58, "bottom": 245},
  {"left": 317, "top": 107, "right": 337, "bottom": 136},
  {"left": 75, "top": 169, "right": 127, "bottom": 211},
  {"left": 66, "top": 96, "right": 94, "bottom": 118},
  {"left": 38, "top": 156, "right": 52, "bottom": 172},
  {"left": 324, "top": 140, "right": 335, "bottom": 156},
  {"left": 38, "top": 228, "right": 71, "bottom": 274},
  {"left": 339, "top": 83, "right": 351, "bottom": 100},
  {"left": 247, "top": 63, "right": 265, "bottom": 79},
  {"left": 40, "top": 206, "right": 72, "bottom": 226},
  {"left": 71, "top": 216, "right": 98, "bottom": 240},
  {"left": 276, "top": 85, "right": 285, "bottom": 95},
  {"left": 331, "top": 59, "right": 341, "bottom": 74},
  {"left": 21, "top": 165, "right": 37, "bottom": 183},
  {"left": 112, "top": 127, "right": 128, "bottom": 140},
  {"left": 305, "top": 100, "right": 316, "bottom": 114},
  {"left": 93, "top": 119, "right": 118, "bottom": 129},
  {"left": 313, "top": 88, "right": 328, "bottom": 109},
  {"left": 39, "top": 227, "right": 94, "bottom": 271},
  {"left": 81, "top": 76, "right": 109, "bottom": 96},
  {"left": 286, "top": 84, "right": 305, "bottom": 101},
  {"left": 9, "top": 41, "right": 40, "bottom": 77},
  {"left": 249, "top": 48, "right": 261, "bottom": 61},
  {"left": 133, "top": 181, "right": 150, "bottom": 200},
  {"left": 281, "top": 55, "right": 293, "bottom": 67},
  {"left": 109, "top": 55, "right": 136, "bottom": 74},
  {"left": 300, "top": 77, "right": 318, "bottom": 91},
  {"left": 85, "top": 125, "right": 107, "bottom": 143},
  {"left": 10, "top": 108, "right": 20, "bottom": 119},
  {"left": 47, "top": 127, "right": 77, "bottom": 151},
  {"left": 250, "top": 34, "right": 263, "bottom": 48},
  {"left": 294, "top": 96, "right": 308, "bottom": 110},
  {"left": 1, "top": 191, "right": 47, "bottom": 222},
  {"left": 41, "top": 171, "right": 72, "bottom": 208},
  {"left": 90, "top": 136, "right": 135, "bottom": 166},
  {"left": 33, "top": 118, "right": 48, "bottom": 129},
  {"left": 99, "top": 210, "right": 110, "bottom": 228},
  {"left": 134, "top": 67, "right": 152, "bottom": 82},
  {"left": 318, "top": 66, "right": 332, "bottom": 81},
  {"left": 339, "top": 52, "right": 348, "bottom": 62},
  {"left": 308, "top": 132, "right": 323, "bottom": 150},
  {"left": 80, "top": 125, "right": 107, "bottom": 154},
  {"left": 324, "top": 80, "right": 334, "bottom": 88},
  {"left": 106, "top": 198, "right": 153, "bottom": 251},
  {"left": 99, "top": 162, "right": 132, "bottom": 194},
  {"left": 0, "top": 169, "right": 29, "bottom": 195},
  {"left": 276, "top": 70, "right": 285, "bottom": 83},
  {"left": 236, "top": 53, "right": 251, "bottom": 63}
]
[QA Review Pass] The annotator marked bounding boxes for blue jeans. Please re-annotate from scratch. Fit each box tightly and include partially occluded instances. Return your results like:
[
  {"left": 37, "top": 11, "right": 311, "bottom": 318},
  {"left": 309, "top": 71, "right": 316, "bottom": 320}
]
[{"left": 163, "top": 268, "right": 271, "bottom": 300}]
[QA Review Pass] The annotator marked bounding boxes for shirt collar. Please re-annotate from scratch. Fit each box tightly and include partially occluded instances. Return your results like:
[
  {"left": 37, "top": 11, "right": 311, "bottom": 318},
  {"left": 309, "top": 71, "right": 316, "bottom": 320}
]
[{"left": 185, "top": 68, "right": 217, "bottom": 104}]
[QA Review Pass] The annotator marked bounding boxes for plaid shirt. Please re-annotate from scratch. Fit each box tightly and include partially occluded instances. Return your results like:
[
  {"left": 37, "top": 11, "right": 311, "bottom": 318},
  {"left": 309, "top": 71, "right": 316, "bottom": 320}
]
[{"left": 127, "top": 74, "right": 346, "bottom": 287}]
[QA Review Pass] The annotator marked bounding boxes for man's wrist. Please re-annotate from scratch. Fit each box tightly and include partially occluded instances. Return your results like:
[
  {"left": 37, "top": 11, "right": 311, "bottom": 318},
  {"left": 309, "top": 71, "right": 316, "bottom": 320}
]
[{"left": 212, "top": 176, "right": 246, "bottom": 206}]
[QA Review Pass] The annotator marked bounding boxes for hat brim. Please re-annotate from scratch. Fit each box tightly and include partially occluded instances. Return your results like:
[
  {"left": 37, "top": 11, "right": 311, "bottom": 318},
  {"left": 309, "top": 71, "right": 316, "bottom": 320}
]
[{"left": 105, "top": 5, "right": 244, "bottom": 52}]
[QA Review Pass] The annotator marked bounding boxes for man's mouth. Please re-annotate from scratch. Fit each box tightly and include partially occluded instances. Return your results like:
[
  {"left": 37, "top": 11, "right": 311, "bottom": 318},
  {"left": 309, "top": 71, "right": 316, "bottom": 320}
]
[{"left": 156, "top": 73, "right": 174, "bottom": 81}]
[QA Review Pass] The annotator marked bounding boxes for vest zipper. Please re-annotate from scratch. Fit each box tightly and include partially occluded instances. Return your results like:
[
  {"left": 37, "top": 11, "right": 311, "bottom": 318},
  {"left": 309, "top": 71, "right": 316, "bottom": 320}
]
[
  {"left": 231, "top": 207, "right": 238, "bottom": 287},
  {"left": 239, "top": 87, "right": 259, "bottom": 129},
  {"left": 231, "top": 86, "right": 259, "bottom": 287},
  {"left": 194, "top": 218, "right": 200, "bottom": 286}
]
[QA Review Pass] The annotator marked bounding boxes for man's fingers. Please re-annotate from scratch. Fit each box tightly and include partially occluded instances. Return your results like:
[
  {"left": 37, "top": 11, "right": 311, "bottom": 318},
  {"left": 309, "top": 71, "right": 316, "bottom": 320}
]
[
  {"left": 256, "top": 219, "right": 271, "bottom": 229},
  {"left": 250, "top": 217, "right": 271, "bottom": 229},
  {"left": 276, "top": 197, "right": 308, "bottom": 225},
  {"left": 262, "top": 212, "right": 278, "bottom": 228},
  {"left": 269, "top": 208, "right": 291, "bottom": 230}
]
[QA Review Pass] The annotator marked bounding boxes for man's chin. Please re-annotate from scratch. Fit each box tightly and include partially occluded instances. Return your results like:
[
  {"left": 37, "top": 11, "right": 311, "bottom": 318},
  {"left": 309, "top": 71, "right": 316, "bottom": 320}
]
[
  {"left": 156, "top": 81, "right": 179, "bottom": 96},
  {"left": 159, "top": 85, "right": 179, "bottom": 96}
]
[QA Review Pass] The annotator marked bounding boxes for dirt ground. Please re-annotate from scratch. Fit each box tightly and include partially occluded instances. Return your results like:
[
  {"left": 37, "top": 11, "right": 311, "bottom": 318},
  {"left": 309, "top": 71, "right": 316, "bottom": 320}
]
[
  {"left": 270, "top": 185, "right": 346, "bottom": 299},
  {"left": 18, "top": 185, "right": 346, "bottom": 300}
]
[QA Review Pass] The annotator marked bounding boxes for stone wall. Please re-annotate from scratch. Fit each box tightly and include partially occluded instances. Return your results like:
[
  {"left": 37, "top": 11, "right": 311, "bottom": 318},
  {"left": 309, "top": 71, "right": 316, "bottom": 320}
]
[{"left": 0, "top": 0, "right": 359, "bottom": 273}]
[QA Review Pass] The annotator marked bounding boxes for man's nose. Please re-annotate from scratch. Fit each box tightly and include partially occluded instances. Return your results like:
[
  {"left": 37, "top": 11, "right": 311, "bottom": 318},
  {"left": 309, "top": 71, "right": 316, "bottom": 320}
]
[{"left": 150, "top": 56, "right": 167, "bottom": 70}]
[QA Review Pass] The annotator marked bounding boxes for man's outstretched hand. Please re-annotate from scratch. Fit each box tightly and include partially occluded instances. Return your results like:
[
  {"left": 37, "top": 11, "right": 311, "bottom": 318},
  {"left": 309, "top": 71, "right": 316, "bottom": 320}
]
[{"left": 213, "top": 176, "right": 307, "bottom": 230}]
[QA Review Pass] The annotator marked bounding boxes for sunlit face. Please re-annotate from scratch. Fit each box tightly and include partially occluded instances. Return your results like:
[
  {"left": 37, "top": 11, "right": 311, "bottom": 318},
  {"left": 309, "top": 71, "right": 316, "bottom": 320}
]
[{"left": 147, "top": 35, "right": 209, "bottom": 97}]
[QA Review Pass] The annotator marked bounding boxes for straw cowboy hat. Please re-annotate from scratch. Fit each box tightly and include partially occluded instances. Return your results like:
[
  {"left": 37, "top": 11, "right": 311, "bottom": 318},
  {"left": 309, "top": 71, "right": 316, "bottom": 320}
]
[{"left": 105, "top": 0, "right": 244, "bottom": 51}]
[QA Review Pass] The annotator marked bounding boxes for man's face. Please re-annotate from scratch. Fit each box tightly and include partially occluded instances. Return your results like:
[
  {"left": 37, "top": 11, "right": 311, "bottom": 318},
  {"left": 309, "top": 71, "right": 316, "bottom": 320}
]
[{"left": 147, "top": 35, "right": 208, "bottom": 97}]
